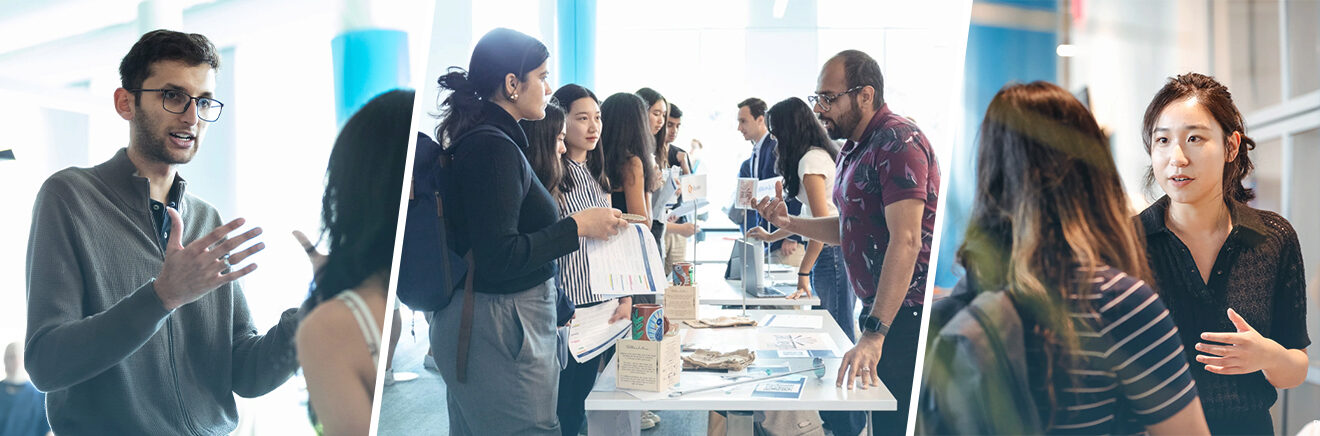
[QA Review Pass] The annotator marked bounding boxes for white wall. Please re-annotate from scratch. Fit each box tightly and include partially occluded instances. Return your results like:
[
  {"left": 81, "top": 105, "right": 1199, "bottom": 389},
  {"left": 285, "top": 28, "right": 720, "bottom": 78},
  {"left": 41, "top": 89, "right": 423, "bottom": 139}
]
[{"left": 1066, "top": 0, "right": 1213, "bottom": 209}]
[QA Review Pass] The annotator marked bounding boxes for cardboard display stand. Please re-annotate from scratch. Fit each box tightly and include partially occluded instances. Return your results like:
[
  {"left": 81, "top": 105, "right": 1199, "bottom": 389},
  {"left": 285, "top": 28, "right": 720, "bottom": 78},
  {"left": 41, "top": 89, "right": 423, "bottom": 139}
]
[
  {"left": 615, "top": 333, "right": 681, "bottom": 392},
  {"left": 663, "top": 285, "right": 699, "bottom": 321}
]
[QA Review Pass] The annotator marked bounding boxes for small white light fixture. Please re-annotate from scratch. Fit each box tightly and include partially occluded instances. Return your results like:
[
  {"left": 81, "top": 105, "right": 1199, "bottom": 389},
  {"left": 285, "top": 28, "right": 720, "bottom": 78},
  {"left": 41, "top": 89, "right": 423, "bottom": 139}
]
[{"left": 1056, "top": 44, "right": 1079, "bottom": 57}]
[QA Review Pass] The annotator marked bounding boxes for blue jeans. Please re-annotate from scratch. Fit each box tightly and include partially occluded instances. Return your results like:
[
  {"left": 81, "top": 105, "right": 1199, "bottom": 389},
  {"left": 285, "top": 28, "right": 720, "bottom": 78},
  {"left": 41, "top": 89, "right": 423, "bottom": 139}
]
[
  {"left": 812, "top": 245, "right": 857, "bottom": 342},
  {"left": 812, "top": 245, "right": 866, "bottom": 436}
]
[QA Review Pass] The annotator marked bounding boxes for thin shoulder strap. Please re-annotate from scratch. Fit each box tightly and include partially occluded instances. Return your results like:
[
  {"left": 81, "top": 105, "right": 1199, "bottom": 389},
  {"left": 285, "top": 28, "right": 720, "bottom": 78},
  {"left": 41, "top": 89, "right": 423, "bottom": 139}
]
[{"left": 335, "top": 291, "right": 382, "bottom": 362}]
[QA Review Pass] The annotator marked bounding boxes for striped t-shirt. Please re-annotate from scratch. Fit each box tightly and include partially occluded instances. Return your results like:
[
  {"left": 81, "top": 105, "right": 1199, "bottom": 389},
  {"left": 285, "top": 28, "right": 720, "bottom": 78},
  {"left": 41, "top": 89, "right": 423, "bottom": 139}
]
[
  {"left": 1040, "top": 266, "right": 1199, "bottom": 435},
  {"left": 556, "top": 159, "right": 612, "bottom": 305}
]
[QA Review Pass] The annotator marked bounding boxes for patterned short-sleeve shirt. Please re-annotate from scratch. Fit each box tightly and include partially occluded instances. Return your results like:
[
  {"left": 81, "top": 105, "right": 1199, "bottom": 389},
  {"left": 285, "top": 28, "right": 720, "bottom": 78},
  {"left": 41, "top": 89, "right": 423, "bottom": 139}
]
[{"left": 833, "top": 104, "right": 939, "bottom": 306}]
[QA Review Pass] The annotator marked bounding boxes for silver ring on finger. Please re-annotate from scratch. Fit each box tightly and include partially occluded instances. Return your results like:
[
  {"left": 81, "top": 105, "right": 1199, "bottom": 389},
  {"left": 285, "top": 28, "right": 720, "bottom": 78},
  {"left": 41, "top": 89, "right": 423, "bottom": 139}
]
[{"left": 221, "top": 254, "right": 232, "bottom": 268}]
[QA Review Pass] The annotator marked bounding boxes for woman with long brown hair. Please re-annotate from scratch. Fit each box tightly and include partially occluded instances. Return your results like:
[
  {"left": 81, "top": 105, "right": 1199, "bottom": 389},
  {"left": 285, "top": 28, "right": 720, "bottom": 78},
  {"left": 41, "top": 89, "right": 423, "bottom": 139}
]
[{"left": 956, "top": 81, "right": 1208, "bottom": 434}]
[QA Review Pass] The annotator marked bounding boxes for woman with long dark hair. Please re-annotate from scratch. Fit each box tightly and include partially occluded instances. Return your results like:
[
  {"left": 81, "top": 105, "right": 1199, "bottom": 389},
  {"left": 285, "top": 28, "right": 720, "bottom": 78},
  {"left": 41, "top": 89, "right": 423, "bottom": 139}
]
[
  {"left": 754, "top": 96, "right": 866, "bottom": 436},
  {"left": 296, "top": 89, "right": 412, "bottom": 436},
  {"left": 1137, "top": 73, "right": 1309, "bottom": 435},
  {"left": 635, "top": 87, "right": 670, "bottom": 177},
  {"left": 955, "top": 82, "right": 1208, "bottom": 434},
  {"left": 432, "top": 28, "right": 627, "bottom": 435},
  {"left": 547, "top": 83, "right": 634, "bottom": 436},
  {"left": 635, "top": 88, "right": 673, "bottom": 257},
  {"left": 597, "top": 92, "right": 667, "bottom": 430},
  {"left": 600, "top": 92, "right": 659, "bottom": 227}
]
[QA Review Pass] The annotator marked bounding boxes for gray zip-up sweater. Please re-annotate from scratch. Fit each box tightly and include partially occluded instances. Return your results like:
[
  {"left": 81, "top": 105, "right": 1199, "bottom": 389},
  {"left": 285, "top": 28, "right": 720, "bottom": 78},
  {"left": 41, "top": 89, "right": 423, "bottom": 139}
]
[{"left": 25, "top": 148, "right": 300, "bottom": 435}]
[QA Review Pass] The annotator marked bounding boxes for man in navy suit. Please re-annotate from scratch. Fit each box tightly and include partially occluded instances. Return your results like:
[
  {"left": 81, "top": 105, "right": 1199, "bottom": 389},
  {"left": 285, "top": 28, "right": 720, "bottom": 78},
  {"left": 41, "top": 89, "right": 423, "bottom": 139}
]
[{"left": 736, "top": 97, "right": 803, "bottom": 264}]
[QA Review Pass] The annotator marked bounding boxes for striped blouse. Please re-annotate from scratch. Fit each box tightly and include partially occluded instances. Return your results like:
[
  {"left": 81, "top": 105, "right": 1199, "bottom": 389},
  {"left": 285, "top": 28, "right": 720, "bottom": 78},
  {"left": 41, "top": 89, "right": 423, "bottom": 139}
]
[
  {"left": 556, "top": 159, "right": 612, "bottom": 305},
  {"left": 1041, "top": 266, "right": 1199, "bottom": 435}
]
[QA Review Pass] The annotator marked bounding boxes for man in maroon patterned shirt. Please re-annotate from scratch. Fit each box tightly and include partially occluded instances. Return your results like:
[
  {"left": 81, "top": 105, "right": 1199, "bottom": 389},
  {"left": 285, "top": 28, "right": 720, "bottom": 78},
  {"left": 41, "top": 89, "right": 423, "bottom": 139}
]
[{"left": 756, "top": 49, "right": 938, "bottom": 435}]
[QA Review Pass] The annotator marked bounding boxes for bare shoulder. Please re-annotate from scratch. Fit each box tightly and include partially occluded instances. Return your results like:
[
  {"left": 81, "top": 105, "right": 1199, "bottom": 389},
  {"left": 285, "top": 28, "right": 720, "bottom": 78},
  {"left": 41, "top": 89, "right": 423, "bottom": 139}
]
[
  {"left": 296, "top": 289, "right": 387, "bottom": 358},
  {"left": 296, "top": 299, "right": 357, "bottom": 356}
]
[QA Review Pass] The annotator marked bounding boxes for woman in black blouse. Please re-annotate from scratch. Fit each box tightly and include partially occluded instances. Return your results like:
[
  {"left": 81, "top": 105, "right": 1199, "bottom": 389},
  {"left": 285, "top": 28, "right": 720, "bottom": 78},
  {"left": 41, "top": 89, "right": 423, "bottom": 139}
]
[
  {"left": 1138, "top": 73, "right": 1310, "bottom": 435},
  {"left": 430, "top": 28, "right": 627, "bottom": 436}
]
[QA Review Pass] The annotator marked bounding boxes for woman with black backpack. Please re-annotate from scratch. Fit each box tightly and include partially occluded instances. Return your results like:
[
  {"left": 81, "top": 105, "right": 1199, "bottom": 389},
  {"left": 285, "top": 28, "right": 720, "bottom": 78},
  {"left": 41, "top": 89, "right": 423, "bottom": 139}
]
[
  {"left": 431, "top": 27, "right": 628, "bottom": 435},
  {"left": 939, "top": 81, "right": 1210, "bottom": 435}
]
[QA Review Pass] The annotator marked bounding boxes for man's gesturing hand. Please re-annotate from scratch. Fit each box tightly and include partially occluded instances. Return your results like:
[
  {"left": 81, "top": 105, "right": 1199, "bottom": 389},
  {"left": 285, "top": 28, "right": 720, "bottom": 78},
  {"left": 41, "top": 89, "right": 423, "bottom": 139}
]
[{"left": 154, "top": 208, "right": 265, "bottom": 310}]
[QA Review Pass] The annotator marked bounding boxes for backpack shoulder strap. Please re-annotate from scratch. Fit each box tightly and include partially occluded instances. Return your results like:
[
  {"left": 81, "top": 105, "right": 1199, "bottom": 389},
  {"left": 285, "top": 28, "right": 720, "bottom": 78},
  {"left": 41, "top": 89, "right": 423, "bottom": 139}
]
[{"left": 443, "top": 123, "right": 506, "bottom": 384}]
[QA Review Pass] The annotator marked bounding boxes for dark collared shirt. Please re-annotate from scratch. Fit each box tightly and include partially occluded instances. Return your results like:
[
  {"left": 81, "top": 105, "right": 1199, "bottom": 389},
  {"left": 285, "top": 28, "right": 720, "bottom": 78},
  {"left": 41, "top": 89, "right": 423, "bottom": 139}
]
[
  {"left": 148, "top": 183, "right": 182, "bottom": 251},
  {"left": 1138, "top": 196, "right": 1310, "bottom": 414},
  {"left": 835, "top": 104, "right": 939, "bottom": 305}
]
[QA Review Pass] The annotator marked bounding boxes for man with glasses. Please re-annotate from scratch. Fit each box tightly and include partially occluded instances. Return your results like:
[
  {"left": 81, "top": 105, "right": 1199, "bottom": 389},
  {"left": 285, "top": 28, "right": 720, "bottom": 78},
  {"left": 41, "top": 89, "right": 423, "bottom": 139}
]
[
  {"left": 756, "top": 49, "right": 939, "bottom": 435},
  {"left": 24, "top": 29, "right": 301, "bottom": 434}
]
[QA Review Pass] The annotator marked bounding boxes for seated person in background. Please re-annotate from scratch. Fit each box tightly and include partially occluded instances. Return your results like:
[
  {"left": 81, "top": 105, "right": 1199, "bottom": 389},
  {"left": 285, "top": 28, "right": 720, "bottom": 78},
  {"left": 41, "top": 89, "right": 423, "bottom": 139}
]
[{"left": 2, "top": 343, "right": 51, "bottom": 436}]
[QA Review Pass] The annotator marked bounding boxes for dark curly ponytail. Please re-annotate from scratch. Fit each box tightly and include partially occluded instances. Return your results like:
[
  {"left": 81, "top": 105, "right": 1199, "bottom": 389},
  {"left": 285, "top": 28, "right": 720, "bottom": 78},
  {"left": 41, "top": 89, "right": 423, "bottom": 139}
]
[{"left": 435, "top": 28, "right": 549, "bottom": 146}]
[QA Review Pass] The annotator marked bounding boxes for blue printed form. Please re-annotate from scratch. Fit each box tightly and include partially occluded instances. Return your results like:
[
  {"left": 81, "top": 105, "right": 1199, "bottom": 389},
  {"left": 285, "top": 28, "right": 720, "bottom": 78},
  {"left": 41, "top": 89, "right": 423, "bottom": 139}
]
[{"left": 752, "top": 376, "right": 806, "bottom": 399}]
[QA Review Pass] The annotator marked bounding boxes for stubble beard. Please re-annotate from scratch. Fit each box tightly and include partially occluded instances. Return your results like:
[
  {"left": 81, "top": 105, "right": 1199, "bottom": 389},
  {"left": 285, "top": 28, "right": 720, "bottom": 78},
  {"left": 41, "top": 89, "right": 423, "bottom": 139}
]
[{"left": 131, "top": 107, "right": 195, "bottom": 165}]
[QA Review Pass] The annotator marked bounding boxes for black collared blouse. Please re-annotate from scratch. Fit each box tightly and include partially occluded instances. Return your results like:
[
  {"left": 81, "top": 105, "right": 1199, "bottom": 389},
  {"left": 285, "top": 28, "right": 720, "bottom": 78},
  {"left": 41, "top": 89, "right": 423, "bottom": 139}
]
[{"left": 1138, "top": 196, "right": 1310, "bottom": 414}]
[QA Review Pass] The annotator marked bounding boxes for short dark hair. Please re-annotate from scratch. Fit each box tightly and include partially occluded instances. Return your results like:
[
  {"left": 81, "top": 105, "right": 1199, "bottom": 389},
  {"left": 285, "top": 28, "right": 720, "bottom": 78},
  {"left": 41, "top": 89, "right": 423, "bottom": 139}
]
[
  {"left": 669, "top": 103, "right": 683, "bottom": 119},
  {"left": 738, "top": 98, "right": 767, "bottom": 119},
  {"left": 119, "top": 30, "right": 221, "bottom": 92},
  {"left": 832, "top": 49, "right": 884, "bottom": 109}
]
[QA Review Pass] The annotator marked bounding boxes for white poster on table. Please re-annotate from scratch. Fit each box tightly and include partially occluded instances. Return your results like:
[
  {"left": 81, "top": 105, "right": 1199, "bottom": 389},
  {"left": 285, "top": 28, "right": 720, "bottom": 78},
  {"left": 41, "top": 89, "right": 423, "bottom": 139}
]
[{"left": 586, "top": 223, "right": 668, "bottom": 297}]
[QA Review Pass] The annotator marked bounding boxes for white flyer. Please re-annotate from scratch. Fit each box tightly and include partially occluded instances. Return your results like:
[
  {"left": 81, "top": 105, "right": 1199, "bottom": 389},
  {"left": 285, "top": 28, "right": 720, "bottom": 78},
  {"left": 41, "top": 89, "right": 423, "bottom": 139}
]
[
  {"left": 567, "top": 299, "right": 631, "bottom": 363},
  {"left": 585, "top": 223, "right": 669, "bottom": 296}
]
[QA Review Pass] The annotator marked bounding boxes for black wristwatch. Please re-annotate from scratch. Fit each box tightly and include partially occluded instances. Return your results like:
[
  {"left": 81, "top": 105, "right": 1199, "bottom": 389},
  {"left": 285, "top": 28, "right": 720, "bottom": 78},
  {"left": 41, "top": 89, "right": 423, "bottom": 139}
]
[{"left": 858, "top": 313, "right": 890, "bottom": 336}]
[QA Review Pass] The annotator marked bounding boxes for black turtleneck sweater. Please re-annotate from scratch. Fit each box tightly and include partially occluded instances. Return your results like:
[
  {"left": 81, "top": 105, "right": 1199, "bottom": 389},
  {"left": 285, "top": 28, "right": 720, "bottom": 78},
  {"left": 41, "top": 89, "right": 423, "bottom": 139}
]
[
  {"left": 445, "top": 101, "right": 580, "bottom": 294},
  {"left": 1138, "top": 196, "right": 1309, "bottom": 415}
]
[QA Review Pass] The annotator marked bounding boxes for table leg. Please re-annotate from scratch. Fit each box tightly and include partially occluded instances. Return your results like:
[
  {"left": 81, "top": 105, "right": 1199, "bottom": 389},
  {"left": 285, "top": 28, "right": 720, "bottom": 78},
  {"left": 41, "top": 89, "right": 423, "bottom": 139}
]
[
  {"left": 866, "top": 410, "right": 874, "bottom": 436},
  {"left": 725, "top": 411, "right": 755, "bottom": 436}
]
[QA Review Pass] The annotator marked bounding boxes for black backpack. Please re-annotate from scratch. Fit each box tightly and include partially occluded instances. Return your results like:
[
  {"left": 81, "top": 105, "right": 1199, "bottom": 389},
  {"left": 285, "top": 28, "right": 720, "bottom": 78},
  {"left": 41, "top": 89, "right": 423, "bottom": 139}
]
[
  {"left": 916, "top": 278, "right": 1044, "bottom": 435},
  {"left": 396, "top": 126, "right": 500, "bottom": 382},
  {"left": 399, "top": 132, "right": 465, "bottom": 311}
]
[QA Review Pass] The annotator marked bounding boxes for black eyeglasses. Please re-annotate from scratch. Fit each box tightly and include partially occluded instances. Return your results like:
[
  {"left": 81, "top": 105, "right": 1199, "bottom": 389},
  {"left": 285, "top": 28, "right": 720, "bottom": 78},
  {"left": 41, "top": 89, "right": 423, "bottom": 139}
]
[
  {"left": 129, "top": 88, "right": 224, "bottom": 122},
  {"left": 808, "top": 85, "right": 865, "bottom": 112}
]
